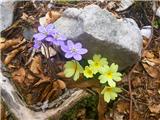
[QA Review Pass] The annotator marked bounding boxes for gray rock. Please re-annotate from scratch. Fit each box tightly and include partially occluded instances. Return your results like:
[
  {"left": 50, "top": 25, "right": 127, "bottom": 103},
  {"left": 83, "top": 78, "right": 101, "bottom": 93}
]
[
  {"left": 54, "top": 4, "right": 142, "bottom": 70},
  {"left": 0, "top": 1, "right": 16, "bottom": 32}
]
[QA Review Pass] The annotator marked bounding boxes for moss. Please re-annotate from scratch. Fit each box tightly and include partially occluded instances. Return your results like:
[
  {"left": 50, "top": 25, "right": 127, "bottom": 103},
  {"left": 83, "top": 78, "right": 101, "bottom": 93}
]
[{"left": 60, "top": 95, "right": 98, "bottom": 120}]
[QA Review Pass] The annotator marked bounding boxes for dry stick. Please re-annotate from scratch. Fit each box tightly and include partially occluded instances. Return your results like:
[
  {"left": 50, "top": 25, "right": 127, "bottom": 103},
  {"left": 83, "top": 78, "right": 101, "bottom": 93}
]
[{"left": 128, "top": 63, "right": 138, "bottom": 120}]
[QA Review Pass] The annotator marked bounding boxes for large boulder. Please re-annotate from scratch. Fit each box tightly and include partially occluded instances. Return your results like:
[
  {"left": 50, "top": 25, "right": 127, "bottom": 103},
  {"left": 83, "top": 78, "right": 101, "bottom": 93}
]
[
  {"left": 0, "top": 1, "right": 16, "bottom": 32},
  {"left": 54, "top": 4, "right": 143, "bottom": 70}
]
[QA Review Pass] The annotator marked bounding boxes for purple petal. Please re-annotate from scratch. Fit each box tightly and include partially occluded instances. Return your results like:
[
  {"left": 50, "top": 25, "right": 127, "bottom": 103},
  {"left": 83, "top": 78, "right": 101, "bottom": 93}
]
[
  {"left": 58, "top": 41, "right": 65, "bottom": 46},
  {"left": 52, "top": 40, "right": 59, "bottom": 45},
  {"left": 33, "top": 33, "right": 46, "bottom": 41},
  {"left": 46, "top": 24, "right": 55, "bottom": 33},
  {"left": 65, "top": 52, "right": 74, "bottom": 58},
  {"left": 58, "top": 35, "right": 66, "bottom": 41},
  {"left": 67, "top": 40, "right": 74, "bottom": 49},
  {"left": 77, "top": 48, "right": 88, "bottom": 54},
  {"left": 45, "top": 37, "right": 54, "bottom": 42},
  {"left": 75, "top": 43, "right": 82, "bottom": 49},
  {"left": 33, "top": 40, "right": 41, "bottom": 49},
  {"left": 73, "top": 54, "right": 82, "bottom": 61},
  {"left": 61, "top": 44, "right": 69, "bottom": 52},
  {"left": 38, "top": 26, "right": 46, "bottom": 33}
]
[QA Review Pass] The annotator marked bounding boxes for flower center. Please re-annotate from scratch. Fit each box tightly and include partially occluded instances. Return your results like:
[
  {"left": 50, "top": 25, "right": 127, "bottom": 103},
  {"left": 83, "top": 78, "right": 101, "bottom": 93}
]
[
  {"left": 54, "top": 34, "right": 60, "bottom": 39},
  {"left": 94, "top": 62, "right": 100, "bottom": 67},
  {"left": 71, "top": 48, "right": 77, "bottom": 52},
  {"left": 106, "top": 87, "right": 112, "bottom": 92},
  {"left": 106, "top": 71, "right": 113, "bottom": 79},
  {"left": 87, "top": 69, "right": 92, "bottom": 75}
]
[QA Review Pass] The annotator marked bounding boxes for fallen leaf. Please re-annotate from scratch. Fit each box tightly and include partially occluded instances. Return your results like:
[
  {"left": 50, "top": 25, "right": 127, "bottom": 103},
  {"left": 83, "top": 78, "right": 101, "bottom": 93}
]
[
  {"left": 12, "top": 67, "right": 26, "bottom": 84},
  {"left": 0, "top": 37, "right": 22, "bottom": 51},
  {"left": 4, "top": 46, "right": 25, "bottom": 65},
  {"left": 142, "top": 63, "right": 159, "bottom": 78},
  {"left": 40, "top": 84, "right": 53, "bottom": 102},
  {"left": 45, "top": 11, "right": 61, "bottom": 24},
  {"left": 33, "top": 77, "right": 50, "bottom": 87},
  {"left": 0, "top": 37, "right": 6, "bottom": 42},
  {"left": 142, "top": 58, "right": 155, "bottom": 66},
  {"left": 148, "top": 58, "right": 160, "bottom": 65},
  {"left": 142, "top": 50, "right": 154, "bottom": 58},
  {"left": 116, "top": 100, "right": 129, "bottom": 113},
  {"left": 56, "top": 80, "right": 66, "bottom": 89},
  {"left": 149, "top": 104, "right": 160, "bottom": 113},
  {"left": 30, "top": 55, "right": 43, "bottom": 75}
]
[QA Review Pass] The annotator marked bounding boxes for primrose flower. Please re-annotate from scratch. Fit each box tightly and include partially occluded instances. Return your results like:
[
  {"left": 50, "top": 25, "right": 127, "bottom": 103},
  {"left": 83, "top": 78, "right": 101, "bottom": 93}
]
[
  {"left": 45, "top": 29, "right": 66, "bottom": 46},
  {"left": 33, "top": 24, "right": 55, "bottom": 41},
  {"left": 88, "top": 54, "right": 108, "bottom": 74},
  {"left": 98, "top": 63, "right": 122, "bottom": 87},
  {"left": 61, "top": 40, "right": 88, "bottom": 61},
  {"left": 83, "top": 66, "right": 94, "bottom": 78},
  {"left": 101, "top": 86, "right": 122, "bottom": 103},
  {"left": 64, "top": 60, "right": 83, "bottom": 81}
]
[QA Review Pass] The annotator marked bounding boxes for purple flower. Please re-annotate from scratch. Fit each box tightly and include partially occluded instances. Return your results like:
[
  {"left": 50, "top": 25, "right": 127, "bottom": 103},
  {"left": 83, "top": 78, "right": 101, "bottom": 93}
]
[
  {"left": 33, "top": 24, "right": 55, "bottom": 41},
  {"left": 61, "top": 40, "right": 88, "bottom": 61},
  {"left": 46, "top": 29, "right": 66, "bottom": 46}
]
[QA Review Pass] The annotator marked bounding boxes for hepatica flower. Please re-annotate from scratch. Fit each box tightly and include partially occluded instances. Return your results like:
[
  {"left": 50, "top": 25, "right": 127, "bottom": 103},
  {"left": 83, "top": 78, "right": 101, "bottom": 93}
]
[
  {"left": 88, "top": 54, "right": 108, "bottom": 74},
  {"left": 64, "top": 60, "right": 83, "bottom": 81},
  {"left": 33, "top": 24, "right": 55, "bottom": 41},
  {"left": 98, "top": 63, "right": 122, "bottom": 87},
  {"left": 101, "top": 86, "right": 122, "bottom": 103},
  {"left": 46, "top": 29, "right": 66, "bottom": 46},
  {"left": 61, "top": 40, "right": 88, "bottom": 61}
]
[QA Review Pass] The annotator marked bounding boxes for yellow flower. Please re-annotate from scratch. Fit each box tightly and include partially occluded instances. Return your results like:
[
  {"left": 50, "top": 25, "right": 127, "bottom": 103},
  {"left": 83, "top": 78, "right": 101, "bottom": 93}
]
[
  {"left": 88, "top": 54, "right": 108, "bottom": 74},
  {"left": 101, "top": 86, "right": 122, "bottom": 103},
  {"left": 98, "top": 63, "right": 122, "bottom": 87},
  {"left": 64, "top": 60, "right": 83, "bottom": 81},
  {"left": 83, "top": 66, "right": 94, "bottom": 78}
]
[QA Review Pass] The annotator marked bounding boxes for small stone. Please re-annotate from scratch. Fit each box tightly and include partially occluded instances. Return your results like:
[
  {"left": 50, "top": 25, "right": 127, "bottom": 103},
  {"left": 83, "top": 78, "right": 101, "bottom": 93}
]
[
  {"left": 156, "top": 7, "right": 160, "bottom": 18},
  {"left": 141, "top": 26, "right": 152, "bottom": 39},
  {"left": 54, "top": 4, "right": 142, "bottom": 70}
]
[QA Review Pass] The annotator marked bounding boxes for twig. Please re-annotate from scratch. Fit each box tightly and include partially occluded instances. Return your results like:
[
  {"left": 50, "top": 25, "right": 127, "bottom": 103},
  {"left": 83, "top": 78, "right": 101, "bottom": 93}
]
[
  {"left": 128, "top": 63, "right": 139, "bottom": 120},
  {"left": 25, "top": 48, "right": 36, "bottom": 66}
]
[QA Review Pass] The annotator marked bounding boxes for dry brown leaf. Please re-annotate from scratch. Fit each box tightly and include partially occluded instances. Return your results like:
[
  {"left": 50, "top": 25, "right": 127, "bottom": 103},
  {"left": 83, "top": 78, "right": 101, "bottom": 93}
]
[
  {"left": 56, "top": 71, "right": 66, "bottom": 79},
  {"left": 33, "top": 77, "right": 50, "bottom": 87},
  {"left": 56, "top": 80, "right": 66, "bottom": 89},
  {"left": 4, "top": 46, "right": 25, "bottom": 65},
  {"left": 45, "top": 11, "right": 61, "bottom": 24},
  {"left": 142, "top": 50, "right": 154, "bottom": 58},
  {"left": 97, "top": 90, "right": 106, "bottom": 120},
  {"left": 142, "top": 63, "right": 159, "bottom": 78},
  {"left": 12, "top": 67, "right": 26, "bottom": 84},
  {"left": 148, "top": 58, "right": 160, "bottom": 65},
  {"left": 116, "top": 100, "right": 129, "bottom": 113},
  {"left": 66, "top": 79, "right": 100, "bottom": 89},
  {"left": 30, "top": 55, "right": 43, "bottom": 75},
  {"left": 0, "top": 37, "right": 22, "bottom": 51},
  {"left": 0, "top": 37, "right": 6, "bottom": 42},
  {"left": 149, "top": 104, "right": 160, "bottom": 113},
  {"left": 40, "top": 84, "right": 52, "bottom": 102}
]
